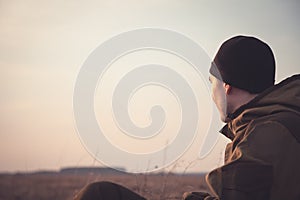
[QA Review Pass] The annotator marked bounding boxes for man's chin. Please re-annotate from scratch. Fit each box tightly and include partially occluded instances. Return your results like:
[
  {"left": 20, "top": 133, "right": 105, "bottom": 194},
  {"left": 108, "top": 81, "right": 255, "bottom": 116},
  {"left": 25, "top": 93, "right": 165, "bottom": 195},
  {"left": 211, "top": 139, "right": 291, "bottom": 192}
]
[
  {"left": 224, "top": 117, "right": 231, "bottom": 123},
  {"left": 220, "top": 115, "right": 230, "bottom": 123}
]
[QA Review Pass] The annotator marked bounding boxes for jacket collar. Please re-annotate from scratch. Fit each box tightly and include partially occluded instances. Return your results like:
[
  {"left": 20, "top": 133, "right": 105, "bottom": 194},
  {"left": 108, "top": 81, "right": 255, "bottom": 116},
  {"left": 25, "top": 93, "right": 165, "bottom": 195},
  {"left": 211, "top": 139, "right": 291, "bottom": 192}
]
[{"left": 220, "top": 124, "right": 235, "bottom": 141}]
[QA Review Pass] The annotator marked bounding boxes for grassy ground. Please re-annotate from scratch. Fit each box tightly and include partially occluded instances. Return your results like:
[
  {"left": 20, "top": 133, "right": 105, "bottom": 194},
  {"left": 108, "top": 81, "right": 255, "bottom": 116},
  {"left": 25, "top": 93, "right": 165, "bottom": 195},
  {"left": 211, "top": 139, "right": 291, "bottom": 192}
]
[{"left": 0, "top": 173, "right": 209, "bottom": 200}]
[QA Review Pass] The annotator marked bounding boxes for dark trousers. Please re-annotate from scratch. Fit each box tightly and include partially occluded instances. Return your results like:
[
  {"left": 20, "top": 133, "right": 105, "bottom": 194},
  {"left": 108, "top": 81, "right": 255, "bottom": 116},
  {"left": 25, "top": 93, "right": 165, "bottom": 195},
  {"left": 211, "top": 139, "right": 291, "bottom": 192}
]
[{"left": 74, "top": 181, "right": 210, "bottom": 200}]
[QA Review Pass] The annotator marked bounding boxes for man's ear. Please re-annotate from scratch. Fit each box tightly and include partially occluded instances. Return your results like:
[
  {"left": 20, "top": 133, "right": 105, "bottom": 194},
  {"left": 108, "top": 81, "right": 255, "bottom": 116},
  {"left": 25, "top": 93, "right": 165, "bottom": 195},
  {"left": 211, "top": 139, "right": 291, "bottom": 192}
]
[{"left": 223, "top": 83, "right": 232, "bottom": 95}]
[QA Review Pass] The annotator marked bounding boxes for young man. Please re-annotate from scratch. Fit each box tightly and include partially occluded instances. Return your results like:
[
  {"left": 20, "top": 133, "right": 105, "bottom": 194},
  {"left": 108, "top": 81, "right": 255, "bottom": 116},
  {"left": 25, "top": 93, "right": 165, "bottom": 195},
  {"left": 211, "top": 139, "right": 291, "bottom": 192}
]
[
  {"left": 75, "top": 36, "right": 300, "bottom": 200},
  {"left": 184, "top": 36, "right": 300, "bottom": 200}
]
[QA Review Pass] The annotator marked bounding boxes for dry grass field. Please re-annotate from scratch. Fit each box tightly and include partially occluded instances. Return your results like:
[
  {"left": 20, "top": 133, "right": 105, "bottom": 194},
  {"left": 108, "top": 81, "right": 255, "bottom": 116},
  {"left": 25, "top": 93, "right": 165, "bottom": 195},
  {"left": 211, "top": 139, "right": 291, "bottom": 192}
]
[{"left": 0, "top": 172, "right": 209, "bottom": 200}]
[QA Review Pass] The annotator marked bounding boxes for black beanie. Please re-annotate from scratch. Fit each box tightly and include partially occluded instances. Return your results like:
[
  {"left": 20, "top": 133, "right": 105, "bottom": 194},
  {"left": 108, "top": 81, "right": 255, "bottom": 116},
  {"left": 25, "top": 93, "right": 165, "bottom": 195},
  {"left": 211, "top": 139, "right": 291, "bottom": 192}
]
[{"left": 209, "top": 35, "right": 275, "bottom": 94}]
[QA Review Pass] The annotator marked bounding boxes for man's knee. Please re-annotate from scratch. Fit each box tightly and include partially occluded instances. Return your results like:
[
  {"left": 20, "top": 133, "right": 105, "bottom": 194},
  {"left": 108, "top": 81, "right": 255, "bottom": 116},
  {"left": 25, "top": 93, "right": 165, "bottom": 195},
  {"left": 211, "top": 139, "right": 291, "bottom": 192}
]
[
  {"left": 74, "top": 181, "right": 119, "bottom": 200},
  {"left": 74, "top": 181, "right": 146, "bottom": 200}
]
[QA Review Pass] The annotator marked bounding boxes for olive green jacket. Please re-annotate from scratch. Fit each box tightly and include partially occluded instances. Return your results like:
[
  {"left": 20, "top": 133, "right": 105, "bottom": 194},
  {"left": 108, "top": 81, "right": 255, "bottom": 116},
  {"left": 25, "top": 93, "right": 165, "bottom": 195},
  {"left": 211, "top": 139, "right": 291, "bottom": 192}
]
[{"left": 206, "top": 74, "right": 300, "bottom": 200}]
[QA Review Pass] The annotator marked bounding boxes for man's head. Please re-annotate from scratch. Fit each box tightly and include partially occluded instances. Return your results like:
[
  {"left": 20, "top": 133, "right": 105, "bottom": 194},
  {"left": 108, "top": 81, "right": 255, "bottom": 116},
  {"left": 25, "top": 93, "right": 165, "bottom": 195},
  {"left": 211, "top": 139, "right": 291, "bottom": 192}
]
[{"left": 209, "top": 35, "right": 276, "bottom": 122}]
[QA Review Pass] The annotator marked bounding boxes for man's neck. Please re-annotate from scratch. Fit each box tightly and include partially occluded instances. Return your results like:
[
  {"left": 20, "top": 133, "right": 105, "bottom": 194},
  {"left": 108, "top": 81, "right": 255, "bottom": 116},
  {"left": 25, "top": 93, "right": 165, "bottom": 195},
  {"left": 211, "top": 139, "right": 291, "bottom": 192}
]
[
  {"left": 228, "top": 89, "right": 259, "bottom": 117},
  {"left": 235, "top": 93, "right": 258, "bottom": 110}
]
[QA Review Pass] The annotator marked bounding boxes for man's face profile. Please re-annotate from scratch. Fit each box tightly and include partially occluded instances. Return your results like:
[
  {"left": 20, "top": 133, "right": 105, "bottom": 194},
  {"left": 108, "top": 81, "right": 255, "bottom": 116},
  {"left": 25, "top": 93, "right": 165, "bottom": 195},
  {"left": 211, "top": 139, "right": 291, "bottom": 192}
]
[{"left": 209, "top": 75, "right": 227, "bottom": 122}]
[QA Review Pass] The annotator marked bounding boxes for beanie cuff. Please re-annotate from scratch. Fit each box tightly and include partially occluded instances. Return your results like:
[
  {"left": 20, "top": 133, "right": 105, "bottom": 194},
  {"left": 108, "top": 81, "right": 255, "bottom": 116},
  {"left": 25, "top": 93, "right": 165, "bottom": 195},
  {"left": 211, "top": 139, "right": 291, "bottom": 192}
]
[{"left": 209, "top": 62, "right": 223, "bottom": 81}]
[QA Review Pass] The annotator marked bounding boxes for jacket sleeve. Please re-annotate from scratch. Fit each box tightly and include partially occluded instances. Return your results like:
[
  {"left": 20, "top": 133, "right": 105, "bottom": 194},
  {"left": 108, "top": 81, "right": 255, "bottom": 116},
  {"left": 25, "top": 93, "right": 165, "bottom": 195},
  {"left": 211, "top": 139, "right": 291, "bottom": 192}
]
[
  {"left": 205, "top": 122, "right": 285, "bottom": 200},
  {"left": 206, "top": 160, "right": 273, "bottom": 200}
]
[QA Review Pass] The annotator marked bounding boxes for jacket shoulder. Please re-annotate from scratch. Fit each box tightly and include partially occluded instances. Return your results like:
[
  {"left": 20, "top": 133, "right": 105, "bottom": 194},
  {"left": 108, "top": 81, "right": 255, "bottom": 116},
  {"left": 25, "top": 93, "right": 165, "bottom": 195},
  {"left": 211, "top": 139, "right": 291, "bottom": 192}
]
[{"left": 267, "top": 112, "right": 300, "bottom": 143}]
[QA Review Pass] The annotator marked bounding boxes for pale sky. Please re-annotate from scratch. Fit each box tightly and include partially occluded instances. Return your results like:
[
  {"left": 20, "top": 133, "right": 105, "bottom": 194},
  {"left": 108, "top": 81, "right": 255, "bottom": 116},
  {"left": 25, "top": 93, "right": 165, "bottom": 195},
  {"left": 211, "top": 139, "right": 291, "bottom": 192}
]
[{"left": 0, "top": 0, "right": 299, "bottom": 173}]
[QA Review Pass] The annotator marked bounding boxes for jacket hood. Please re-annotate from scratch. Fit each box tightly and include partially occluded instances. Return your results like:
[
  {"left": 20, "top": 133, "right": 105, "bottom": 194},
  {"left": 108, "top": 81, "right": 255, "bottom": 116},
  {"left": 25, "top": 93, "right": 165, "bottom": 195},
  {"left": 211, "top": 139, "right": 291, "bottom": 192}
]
[{"left": 221, "top": 74, "right": 300, "bottom": 140}]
